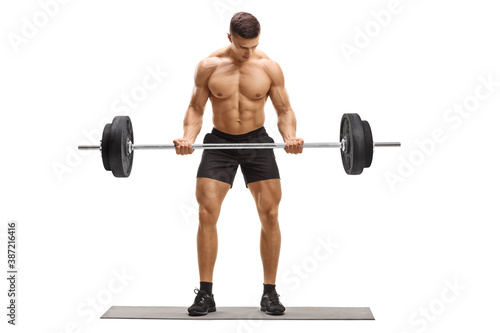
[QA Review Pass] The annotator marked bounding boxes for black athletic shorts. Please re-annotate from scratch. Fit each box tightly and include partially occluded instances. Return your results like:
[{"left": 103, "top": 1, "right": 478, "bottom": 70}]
[{"left": 196, "top": 126, "right": 280, "bottom": 188}]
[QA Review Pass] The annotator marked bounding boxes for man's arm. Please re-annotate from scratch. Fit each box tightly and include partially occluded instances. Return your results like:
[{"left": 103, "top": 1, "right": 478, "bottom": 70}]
[
  {"left": 174, "top": 58, "right": 217, "bottom": 155},
  {"left": 267, "top": 61, "right": 304, "bottom": 154}
]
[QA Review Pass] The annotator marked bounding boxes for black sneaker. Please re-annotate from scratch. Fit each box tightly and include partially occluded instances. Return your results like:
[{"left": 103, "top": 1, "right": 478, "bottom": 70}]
[
  {"left": 260, "top": 290, "right": 285, "bottom": 315},
  {"left": 187, "top": 288, "right": 216, "bottom": 316}
]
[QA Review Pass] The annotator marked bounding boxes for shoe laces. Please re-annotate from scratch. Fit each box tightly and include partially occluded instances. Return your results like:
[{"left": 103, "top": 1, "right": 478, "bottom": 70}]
[
  {"left": 193, "top": 288, "right": 210, "bottom": 302},
  {"left": 267, "top": 292, "right": 281, "bottom": 305}
]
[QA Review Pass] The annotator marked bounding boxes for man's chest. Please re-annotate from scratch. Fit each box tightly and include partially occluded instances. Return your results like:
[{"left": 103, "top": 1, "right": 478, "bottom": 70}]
[{"left": 208, "top": 63, "right": 272, "bottom": 100}]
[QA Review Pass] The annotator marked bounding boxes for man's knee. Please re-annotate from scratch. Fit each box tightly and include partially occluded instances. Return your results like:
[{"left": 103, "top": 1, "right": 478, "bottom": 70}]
[
  {"left": 258, "top": 205, "right": 279, "bottom": 225},
  {"left": 196, "top": 193, "right": 219, "bottom": 222},
  {"left": 198, "top": 202, "right": 219, "bottom": 219}
]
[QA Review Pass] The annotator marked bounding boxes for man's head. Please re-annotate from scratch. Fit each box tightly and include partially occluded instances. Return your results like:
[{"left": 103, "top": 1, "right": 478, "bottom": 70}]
[{"left": 227, "top": 12, "right": 260, "bottom": 61}]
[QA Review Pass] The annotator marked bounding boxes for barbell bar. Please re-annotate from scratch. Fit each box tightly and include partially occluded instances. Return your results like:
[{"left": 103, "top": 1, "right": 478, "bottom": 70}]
[
  {"left": 79, "top": 142, "right": 400, "bottom": 151},
  {"left": 77, "top": 113, "right": 401, "bottom": 177}
]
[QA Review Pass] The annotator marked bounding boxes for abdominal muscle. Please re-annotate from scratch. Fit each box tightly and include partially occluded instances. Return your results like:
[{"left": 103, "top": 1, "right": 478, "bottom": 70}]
[{"left": 210, "top": 93, "right": 268, "bottom": 135}]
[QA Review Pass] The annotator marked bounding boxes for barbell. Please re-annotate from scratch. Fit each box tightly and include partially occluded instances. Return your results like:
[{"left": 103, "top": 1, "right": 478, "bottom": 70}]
[{"left": 78, "top": 113, "right": 401, "bottom": 177}]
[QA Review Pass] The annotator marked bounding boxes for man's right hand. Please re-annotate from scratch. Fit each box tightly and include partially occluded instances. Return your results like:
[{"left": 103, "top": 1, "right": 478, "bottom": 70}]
[{"left": 173, "top": 138, "right": 195, "bottom": 155}]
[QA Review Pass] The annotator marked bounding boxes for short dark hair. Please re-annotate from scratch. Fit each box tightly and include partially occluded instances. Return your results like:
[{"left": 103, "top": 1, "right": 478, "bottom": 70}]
[{"left": 230, "top": 12, "right": 260, "bottom": 39}]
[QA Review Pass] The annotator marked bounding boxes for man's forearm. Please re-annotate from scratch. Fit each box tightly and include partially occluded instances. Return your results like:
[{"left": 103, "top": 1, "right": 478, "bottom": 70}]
[
  {"left": 183, "top": 105, "right": 204, "bottom": 143},
  {"left": 277, "top": 109, "right": 297, "bottom": 141}
]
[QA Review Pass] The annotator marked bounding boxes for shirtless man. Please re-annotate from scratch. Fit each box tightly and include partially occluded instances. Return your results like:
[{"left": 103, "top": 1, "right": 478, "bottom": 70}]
[{"left": 173, "top": 12, "right": 303, "bottom": 316}]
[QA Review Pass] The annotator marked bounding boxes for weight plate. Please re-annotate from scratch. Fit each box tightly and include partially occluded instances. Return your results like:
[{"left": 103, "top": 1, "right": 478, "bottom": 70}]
[
  {"left": 362, "top": 120, "right": 373, "bottom": 168},
  {"left": 109, "top": 116, "right": 134, "bottom": 177},
  {"left": 101, "top": 123, "right": 111, "bottom": 171},
  {"left": 340, "top": 113, "right": 366, "bottom": 175}
]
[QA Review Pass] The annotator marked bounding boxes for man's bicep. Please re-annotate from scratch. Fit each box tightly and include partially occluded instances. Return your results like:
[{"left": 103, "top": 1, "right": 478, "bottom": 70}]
[
  {"left": 269, "top": 82, "right": 292, "bottom": 115},
  {"left": 267, "top": 61, "right": 292, "bottom": 115},
  {"left": 189, "top": 84, "right": 210, "bottom": 114},
  {"left": 189, "top": 60, "right": 214, "bottom": 113}
]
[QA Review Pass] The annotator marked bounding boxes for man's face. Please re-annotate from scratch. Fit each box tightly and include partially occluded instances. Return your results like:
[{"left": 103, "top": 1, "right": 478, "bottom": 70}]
[{"left": 228, "top": 33, "right": 259, "bottom": 62}]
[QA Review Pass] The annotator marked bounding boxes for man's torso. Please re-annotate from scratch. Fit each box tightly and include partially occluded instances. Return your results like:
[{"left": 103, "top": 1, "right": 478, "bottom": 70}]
[{"left": 206, "top": 48, "right": 273, "bottom": 134}]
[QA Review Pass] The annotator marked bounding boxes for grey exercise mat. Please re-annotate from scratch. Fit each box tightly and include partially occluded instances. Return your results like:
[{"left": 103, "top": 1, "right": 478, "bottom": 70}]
[{"left": 101, "top": 306, "right": 374, "bottom": 320}]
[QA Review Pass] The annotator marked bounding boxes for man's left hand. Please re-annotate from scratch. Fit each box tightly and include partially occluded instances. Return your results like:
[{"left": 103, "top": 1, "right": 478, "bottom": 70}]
[{"left": 284, "top": 138, "right": 304, "bottom": 154}]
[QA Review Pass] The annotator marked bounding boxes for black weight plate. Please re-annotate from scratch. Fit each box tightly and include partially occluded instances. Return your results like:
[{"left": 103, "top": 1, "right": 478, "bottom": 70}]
[
  {"left": 362, "top": 120, "right": 373, "bottom": 168},
  {"left": 340, "top": 113, "right": 366, "bottom": 175},
  {"left": 101, "top": 123, "right": 112, "bottom": 171},
  {"left": 109, "top": 116, "right": 134, "bottom": 177}
]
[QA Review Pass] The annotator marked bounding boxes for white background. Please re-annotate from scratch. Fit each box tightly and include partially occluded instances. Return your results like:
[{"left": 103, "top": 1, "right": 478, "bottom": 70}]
[{"left": 1, "top": 0, "right": 499, "bottom": 332}]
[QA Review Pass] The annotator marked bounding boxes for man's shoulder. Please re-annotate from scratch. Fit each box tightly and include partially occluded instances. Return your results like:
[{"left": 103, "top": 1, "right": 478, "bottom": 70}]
[
  {"left": 209, "top": 46, "right": 229, "bottom": 57},
  {"left": 196, "top": 47, "right": 227, "bottom": 70},
  {"left": 201, "top": 46, "right": 234, "bottom": 67},
  {"left": 194, "top": 56, "right": 222, "bottom": 84},
  {"left": 197, "top": 56, "right": 221, "bottom": 71},
  {"left": 257, "top": 54, "right": 283, "bottom": 82},
  {"left": 253, "top": 49, "right": 273, "bottom": 65},
  {"left": 251, "top": 50, "right": 279, "bottom": 69}
]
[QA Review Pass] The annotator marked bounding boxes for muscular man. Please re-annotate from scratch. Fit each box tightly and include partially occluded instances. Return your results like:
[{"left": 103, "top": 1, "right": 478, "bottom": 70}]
[{"left": 173, "top": 12, "right": 303, "bottom": 316}]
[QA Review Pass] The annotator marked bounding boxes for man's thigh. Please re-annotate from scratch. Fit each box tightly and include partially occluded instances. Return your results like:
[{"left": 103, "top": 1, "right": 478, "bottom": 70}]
[
  {"left": 247, "top": 179, "right": 282, "bottom": 211},
  {"left": 196, "top": 177, "right": 231, "bottom": 208}
]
